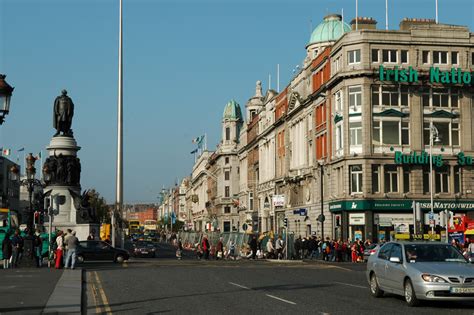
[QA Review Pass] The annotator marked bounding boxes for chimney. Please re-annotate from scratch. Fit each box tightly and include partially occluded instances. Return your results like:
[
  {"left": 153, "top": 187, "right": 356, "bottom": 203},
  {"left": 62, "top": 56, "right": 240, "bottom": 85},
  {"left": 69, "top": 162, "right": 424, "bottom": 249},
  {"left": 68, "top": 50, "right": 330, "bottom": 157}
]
[
  {"left": 399, "top": 18, "right": 436, "bottom": 30},
  {"left": 350, "top": 17, "right": 377, "bottom": 30}
]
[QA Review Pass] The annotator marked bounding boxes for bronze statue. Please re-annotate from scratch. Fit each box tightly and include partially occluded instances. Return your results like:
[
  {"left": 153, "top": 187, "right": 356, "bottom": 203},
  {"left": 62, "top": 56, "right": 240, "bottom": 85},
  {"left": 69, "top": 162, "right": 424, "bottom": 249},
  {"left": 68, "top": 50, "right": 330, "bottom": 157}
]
[{"left": 53, "top": 90, "right": 74, "bottom": 137}]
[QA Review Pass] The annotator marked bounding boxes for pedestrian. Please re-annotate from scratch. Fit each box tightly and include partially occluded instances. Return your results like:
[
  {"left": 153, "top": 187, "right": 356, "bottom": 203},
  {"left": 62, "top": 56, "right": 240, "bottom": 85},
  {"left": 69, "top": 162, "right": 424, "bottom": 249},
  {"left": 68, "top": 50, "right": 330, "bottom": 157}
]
[
  {"left": 64, "top": 229, "right": 72, "bottom": 258},
  {"left": 249, "top": 235, "right": 258, "bottom": 259},
  {"left": 468, "top": 239, "right": 474, "bottom": 255},
  {"left": 176, "top": 238, "right": 183, "bottom": 260},
  {"left": 64, "top": 231, "right": 79, "bottom": 269},
  {"left": 202, "top": 235, "right": 210, "bottom": 260},
  {"left": 216, "top": 237, "right": 224, "bottom": 260},
  {"left": 87, "top": 231, "right": 95, "bottom": 241},
  {"left": 275, "top": 236, "right": 284, "bottom": 259},
  {"left": 228, "top": 239, "right": 236, "bottom": 260},
  {"left": 11, "top": 229, "right": 23, "bottom": 268},
  {"left": 55, "top": 231, "right": 65, "bottom": 269},
  {"left": 294, "top": 236, "right": 302, "bottom": 260},
  {"left": 2, "top": 232, "right": 12, "bottom": 269},
  {"left": 266, "top": 237, "right": 275, "bottom": 259},
  {"left": 34, "top": 230, "right": 43, "bottom": 267}
]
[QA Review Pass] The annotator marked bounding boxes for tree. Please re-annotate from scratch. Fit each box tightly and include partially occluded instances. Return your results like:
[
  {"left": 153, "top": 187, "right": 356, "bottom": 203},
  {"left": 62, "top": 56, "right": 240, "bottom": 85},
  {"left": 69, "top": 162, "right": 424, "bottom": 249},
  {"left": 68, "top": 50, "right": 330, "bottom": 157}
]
[{"left": 86, "top": 189, "right": 110, "bottom": 224}]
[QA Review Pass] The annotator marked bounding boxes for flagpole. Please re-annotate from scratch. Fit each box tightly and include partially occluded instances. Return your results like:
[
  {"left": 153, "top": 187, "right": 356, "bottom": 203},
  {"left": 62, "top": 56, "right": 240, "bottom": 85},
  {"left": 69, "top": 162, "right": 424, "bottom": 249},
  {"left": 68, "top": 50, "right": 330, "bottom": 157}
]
[
  {"left": 435, "top": 0, "right": 438, "bottom": 24},
  {"left": 204, "top": 133, "right": 207, "bottom": 152},
  {"left": 355, "top": 0, "right": 358, "bottom": 30},
  {"left": 341, "top": 8, "right": 344, "bottom": 34},
  {"left": 385, "top": 0, "right": 389, "bottom": 30},
  {"left": 40, "top": 151, "right": 43, "bottom": 180},
  {"left": 277, "top": 64, "right": 280, "bottom": 93}
]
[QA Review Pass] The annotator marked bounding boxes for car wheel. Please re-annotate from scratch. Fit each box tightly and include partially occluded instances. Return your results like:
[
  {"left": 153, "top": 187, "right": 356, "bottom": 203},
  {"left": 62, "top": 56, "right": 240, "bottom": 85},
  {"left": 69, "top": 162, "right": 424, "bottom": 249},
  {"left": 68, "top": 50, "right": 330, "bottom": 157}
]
[
  {"left": 115, "top": 254, "right": 125, "bottom": 263},
  {"left": 77, "top": 255, "right": 84, "bottom": 263},
  {"left": 370, "top": 273, "right": 384, "bottom": 298},
  {"left": 404, "top": 279, "right": 419, "bottom": 307}
]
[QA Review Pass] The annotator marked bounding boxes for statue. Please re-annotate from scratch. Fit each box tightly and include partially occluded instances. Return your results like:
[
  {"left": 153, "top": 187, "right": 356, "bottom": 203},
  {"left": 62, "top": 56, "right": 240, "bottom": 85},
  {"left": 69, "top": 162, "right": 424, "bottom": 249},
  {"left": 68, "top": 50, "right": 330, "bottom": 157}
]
[
  {"left": 53, "top": 90, "right": 74, "bottom": 137},
  {"left": 255, "top": 80, "right": 263, "bottom": 98}
]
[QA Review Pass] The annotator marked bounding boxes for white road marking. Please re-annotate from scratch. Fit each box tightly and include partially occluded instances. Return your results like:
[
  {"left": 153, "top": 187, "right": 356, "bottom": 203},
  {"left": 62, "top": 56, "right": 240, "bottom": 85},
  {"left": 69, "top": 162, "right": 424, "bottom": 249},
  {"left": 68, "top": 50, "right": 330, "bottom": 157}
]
[
  {"left": 265, "top": 294, "right": 297, "bottom": 305},
  {"left": 334, "top": 281, "right": 367, "bottom": 289},
  {"left": 229, "top": 282, "right": 251, "bottom": 290}
]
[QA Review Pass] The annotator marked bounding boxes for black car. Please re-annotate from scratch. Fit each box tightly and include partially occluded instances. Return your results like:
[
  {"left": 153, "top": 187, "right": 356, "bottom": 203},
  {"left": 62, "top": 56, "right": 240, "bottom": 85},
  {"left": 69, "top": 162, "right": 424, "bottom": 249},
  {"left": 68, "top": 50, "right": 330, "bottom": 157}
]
[
  {"left": 132, "top": 240, "right": 156, "bottom": 258},
  {"left": 77, "top": 240, "right": 129, "bottom": 263}
]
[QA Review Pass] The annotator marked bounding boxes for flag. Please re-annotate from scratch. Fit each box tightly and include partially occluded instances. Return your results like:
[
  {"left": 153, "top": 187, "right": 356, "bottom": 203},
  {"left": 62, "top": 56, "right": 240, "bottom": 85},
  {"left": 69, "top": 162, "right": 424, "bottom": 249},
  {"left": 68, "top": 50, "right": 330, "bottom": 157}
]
[
  {"left": 190, "top": 149, "right": 198, "bottom": 154},
  {"left": 17, "top": 148, "right": 25, "bottom": 152},
  {"left": 35, "top": 151, "right": 42, "bottom": 160},
  {"left": 192, "top": 135, "right": 204, "bottom": 144},
  {"left": 2, "top": 148, "right": 11, "bottom": 156}
]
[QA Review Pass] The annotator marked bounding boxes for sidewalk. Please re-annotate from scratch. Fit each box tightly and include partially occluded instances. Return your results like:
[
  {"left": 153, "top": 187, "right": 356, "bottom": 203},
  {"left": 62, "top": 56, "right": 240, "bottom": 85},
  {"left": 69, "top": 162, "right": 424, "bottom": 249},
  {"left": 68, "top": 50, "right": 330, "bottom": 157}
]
[{"left": 0, "top": 268, "right": 83, "bottom": 314}]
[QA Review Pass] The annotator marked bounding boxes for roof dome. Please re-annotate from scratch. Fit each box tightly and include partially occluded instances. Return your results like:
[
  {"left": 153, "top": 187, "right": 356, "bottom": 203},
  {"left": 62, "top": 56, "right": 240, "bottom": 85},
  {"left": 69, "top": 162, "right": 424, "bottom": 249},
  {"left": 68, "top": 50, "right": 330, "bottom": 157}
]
[
  {"left": 223, "top": 99, "right": 243, "bottom": 121},
  {"left": 308, "top": 14, "right": 351, "bottom": 45}
]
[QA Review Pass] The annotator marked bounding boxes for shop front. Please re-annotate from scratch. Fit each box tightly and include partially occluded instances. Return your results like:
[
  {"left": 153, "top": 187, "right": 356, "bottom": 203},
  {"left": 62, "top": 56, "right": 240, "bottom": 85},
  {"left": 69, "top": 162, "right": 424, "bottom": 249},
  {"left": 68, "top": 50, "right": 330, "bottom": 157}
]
[{"left": 329, "top": 199, "right": 474, "bottom": 242}]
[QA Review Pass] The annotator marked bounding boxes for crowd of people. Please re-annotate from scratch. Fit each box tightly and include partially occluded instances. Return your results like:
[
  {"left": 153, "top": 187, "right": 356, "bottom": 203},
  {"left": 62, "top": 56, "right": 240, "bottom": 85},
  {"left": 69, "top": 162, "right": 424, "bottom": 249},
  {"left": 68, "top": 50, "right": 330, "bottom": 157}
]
[{"left": 2, "top": 229, "right": 45, "bottom": 269}]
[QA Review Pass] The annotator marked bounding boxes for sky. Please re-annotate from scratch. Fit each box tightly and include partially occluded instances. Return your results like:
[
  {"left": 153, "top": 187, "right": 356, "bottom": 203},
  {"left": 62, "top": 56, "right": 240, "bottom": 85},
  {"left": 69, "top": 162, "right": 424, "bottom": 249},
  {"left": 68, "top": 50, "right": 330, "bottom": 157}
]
[{"left": 0, "top": 0, "right": 473, "bottom": 204}]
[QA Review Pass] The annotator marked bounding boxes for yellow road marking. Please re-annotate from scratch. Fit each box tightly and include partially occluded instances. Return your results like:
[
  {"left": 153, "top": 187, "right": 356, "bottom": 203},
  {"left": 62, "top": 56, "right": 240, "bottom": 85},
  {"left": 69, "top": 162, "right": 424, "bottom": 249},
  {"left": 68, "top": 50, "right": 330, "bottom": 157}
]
[
  {"left": 91, "top": 278, "right": 102, "bottom": 314},
  {"left": 93, "top": 271, "right": 113, "bottom": 314}
]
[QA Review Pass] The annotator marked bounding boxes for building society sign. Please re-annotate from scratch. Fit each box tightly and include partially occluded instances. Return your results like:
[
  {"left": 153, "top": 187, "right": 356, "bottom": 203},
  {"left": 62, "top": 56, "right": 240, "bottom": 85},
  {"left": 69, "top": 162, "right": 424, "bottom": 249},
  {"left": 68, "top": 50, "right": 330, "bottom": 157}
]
[
  {"left": 394, "top": 151, "right": 474, "bottom": 167},
  {"left": 379, "top": 65, "right": 474, "bottom": 85}
]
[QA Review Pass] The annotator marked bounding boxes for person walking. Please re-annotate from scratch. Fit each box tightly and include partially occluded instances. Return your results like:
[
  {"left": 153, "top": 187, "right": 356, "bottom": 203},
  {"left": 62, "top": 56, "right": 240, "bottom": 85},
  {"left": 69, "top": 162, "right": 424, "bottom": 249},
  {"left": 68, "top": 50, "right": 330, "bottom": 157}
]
[
  {"left": 34, "top": 230, "right": 43, "bottom": 267},
  {"left": 176, "top": 238, "right": 183, "bottom": 260},
  {"left": 249, "top": 235, "right": 258, "bottom": 260},
  {"left": 202, "top": 236, "right": 210, "bottom": 260},
  {"left": 228, "top": 239, "right": 236, "bottom": 260},
  {"left": 11, "top": 229, "right": 23, "bottom": 268},
  {"left": 275, "top": 236, "right": 284, "bottom": 260},
  {"left": 87, "top": 231, "right": 95, "bottom": 241},
  {"left": 266, "top": 237, "right": 275, "bottom": 259},
  {"left": 216, "top": 237, "right": 224, "bottom": 260},
  {"left": 64, "top": 231, "right": 79, "bottom": 269},
  {"left": 55, "top": 231, "right": 65, "bottom": 269},
  {"left": 2, "top": 232, "right": 12, "bottom": 269}
]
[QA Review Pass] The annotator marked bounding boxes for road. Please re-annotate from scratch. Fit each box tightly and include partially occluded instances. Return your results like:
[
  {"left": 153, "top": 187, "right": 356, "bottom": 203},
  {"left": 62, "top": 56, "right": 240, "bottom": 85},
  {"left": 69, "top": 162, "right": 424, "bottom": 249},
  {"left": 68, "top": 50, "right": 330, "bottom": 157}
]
[{"left": 84, "top": 243, "right": 474, "bottom": 315}]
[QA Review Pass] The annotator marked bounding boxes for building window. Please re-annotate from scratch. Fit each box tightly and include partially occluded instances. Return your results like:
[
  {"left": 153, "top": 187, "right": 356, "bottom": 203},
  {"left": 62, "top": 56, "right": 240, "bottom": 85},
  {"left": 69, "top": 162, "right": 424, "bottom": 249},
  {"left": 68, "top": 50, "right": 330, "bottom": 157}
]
[
  {"left": 403, "top": 168, "right": 410, "bottom": 193},
  {"left": 433, "top": 51, "right": 448, "bottom": 64},
  {"left": 249, "top": 192, "right": 254, "bottom": 210},
  {"left": 435, "top": 166, "right": 449, "bottom": 193},
  {"left": 372, "top": 85, "right": 408, "bottom": 107},
  {"left": 348, "top": 86, "right": 362, "bottom": 110},
  {"left": 225, "top": 157, "right": 230, "bottom": 164},
  {"left": 451, "top": 52, "right": 459, "bottom": 65},
  {"left": 423, "top": 167, "right": 430, "bottom": 194},
  {"left": 422, "top": 87, "right": 458, "bottom": 108},
  {"left": 423, "top": 121, "right": 460, "bottom": 146},
  {"left": 454, "top": 166, "right": 461, "bottom": 194},
  {"left": 225, "top": 127, "right": 230, "bottom": 141},
  {"left": 422, "top": 51, "right": 430, "bottom": 64},
  {"left": 349, "top": 121, "right": 362, "bottom": 146},
  {"left": 223, "top": 221, "right": 231, "bottom": 232},
  {"left": 372, "top": 165, "right": 380, "bottom": 193},
  {"left": 401, "top": 50, "right": 408, "bottom": 63},
  {"left": 373, "top": 120, "right": 410, "bottom": 146},
  {"left": 335, "top": 90, "right": 343, "bottom": 112},
  {"left": 225, "top": 186, "right": 230, "bottom": 197},
  {"left": 225, "top": 171, "right": 230, "bottom": 181},
  {"left": 350, "top": 165, "right": 363, "bottom": 194},
  {"left": 371, "top": 49, "right": 379, "bottom": 63},
  {"left": 382, "top": 49, "right": 397, "bottom": 63},
  {"left": 384, "top": 165, "right": 399, "bottom": 193},
  {"left": 224, "top": 206, "right": 231, "bottom": 214},
  {"left": 472, "top": 52, "right": 474, "bottom": 65},
  {"left": 335, "top": 123, "right": 344, "bottom": 154},
  {"left": 348, "top": 49, "right": 361, "bottom": 64}
]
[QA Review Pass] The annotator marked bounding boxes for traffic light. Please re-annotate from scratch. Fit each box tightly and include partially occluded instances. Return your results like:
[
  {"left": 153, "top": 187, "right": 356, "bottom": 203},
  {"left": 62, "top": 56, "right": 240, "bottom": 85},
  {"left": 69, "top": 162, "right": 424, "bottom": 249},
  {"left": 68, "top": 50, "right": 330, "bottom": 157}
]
[
  {"left": 283, "top": 218, "right": 288, "bottom": 227},
  {"left": 34, "top": 211, "right": 40, "bottom": 225}
]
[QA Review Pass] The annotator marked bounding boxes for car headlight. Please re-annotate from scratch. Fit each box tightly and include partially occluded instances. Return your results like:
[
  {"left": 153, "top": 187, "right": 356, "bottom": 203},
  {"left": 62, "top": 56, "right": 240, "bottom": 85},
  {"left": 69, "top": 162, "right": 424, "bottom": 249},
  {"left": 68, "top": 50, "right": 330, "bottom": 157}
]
[{"left": 421, "top": 274, "right": 447, "bottom": 283}]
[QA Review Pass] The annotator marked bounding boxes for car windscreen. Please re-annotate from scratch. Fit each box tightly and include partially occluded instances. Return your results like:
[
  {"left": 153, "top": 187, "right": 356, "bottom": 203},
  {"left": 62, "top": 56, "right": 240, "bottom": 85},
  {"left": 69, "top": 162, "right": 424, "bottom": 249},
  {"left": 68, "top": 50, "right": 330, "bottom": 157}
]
[
  {"left": 404, "top": 244, "right": 467, "bottom": 263},
  {"left": 136, "top": 241, "right": 153, "bottom": 247}
]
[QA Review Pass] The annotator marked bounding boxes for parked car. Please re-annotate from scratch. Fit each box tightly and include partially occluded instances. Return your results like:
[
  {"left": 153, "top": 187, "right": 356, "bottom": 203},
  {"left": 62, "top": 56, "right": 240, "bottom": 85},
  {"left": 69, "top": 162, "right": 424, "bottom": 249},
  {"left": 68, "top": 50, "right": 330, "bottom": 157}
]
[
  {"left": 132, "top": 240, "right": 156, "bottom": 258},
  {"left": 77, "top": 240, "right": 130, "bottom": 263},
  {"left": 363, "top": 243, "right": 380, "bottom": 262},
  {"left": 367, "top": 241, "right": 474, "bottom": 306}
]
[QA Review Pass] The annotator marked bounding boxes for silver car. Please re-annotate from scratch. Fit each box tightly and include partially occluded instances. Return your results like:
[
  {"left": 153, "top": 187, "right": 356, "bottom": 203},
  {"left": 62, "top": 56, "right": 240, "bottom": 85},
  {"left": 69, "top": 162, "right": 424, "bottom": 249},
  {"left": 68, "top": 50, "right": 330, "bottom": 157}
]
[{"left": 366, "top": 241, "right": 474, "bottom": 306}]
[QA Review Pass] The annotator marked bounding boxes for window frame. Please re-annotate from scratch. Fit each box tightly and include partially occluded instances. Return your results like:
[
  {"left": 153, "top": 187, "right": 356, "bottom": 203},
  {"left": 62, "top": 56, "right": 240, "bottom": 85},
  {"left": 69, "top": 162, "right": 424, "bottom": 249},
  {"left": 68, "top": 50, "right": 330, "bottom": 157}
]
[
  {"left": 384, "top": 165, "right": 399, "bottom": 193},
  {"left": 350, "top": 165, "right": 363, "bottom": 194},
  {"left": 433, "top": 51, "right": 448, "bottom": 65},
  {"left": 348, "top": 49, "right": 361, "bottom": 65},
  {"left": 382, "top": 49, "right": 398, "bottom": 63},
  {"left": 348, "top": 86, "right": 362, "bottom": 110}
]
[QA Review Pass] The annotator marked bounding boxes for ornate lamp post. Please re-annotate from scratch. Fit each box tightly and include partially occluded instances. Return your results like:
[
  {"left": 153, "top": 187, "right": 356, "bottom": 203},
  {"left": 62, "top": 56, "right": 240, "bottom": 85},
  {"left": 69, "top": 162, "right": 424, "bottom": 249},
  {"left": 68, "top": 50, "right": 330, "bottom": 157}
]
[
  {"left": 429, "top": 122, "right": 442, "bottom": 237},
  {"left": 0, "top": 74, "right": 14, "bottom": 125},
  {"left": 11, "top": 153, "right": 43, "bottom": 231}
]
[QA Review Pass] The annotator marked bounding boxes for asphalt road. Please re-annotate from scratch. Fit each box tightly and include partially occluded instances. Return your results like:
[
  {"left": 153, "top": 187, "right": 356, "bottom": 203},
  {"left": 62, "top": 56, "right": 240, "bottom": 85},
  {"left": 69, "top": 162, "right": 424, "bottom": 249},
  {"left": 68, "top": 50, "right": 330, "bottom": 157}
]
[{"left": 84, "top": 243, "right": 474, "bottom": 315}]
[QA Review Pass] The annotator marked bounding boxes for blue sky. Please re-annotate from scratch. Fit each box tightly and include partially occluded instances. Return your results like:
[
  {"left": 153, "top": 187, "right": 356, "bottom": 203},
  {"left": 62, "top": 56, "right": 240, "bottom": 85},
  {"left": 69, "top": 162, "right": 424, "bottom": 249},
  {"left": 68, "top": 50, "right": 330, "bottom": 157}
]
[{"left": 1, "top": 0, "right": 473, "bottom": 203}]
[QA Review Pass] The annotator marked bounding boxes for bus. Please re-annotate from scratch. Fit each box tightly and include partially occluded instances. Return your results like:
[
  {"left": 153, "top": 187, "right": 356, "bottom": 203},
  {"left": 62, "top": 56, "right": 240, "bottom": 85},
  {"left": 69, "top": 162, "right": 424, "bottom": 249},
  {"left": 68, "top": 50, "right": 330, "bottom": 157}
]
[
  {"left": 143, "top": 220, "right": 157, "bottom": 232},
  {"left": 129, "top": 220, "right": 140, "bottom": 233}
]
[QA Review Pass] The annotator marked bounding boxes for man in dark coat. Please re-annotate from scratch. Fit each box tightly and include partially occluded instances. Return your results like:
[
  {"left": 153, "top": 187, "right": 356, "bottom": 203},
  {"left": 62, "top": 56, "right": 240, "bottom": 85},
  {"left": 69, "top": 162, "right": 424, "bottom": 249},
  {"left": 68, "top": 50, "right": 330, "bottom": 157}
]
[
  {"left": 249, "top": 235, "right": 258, "bottom": 259},
  {"left": 2, "top": 233, "right": 12, "bottom": 269}
]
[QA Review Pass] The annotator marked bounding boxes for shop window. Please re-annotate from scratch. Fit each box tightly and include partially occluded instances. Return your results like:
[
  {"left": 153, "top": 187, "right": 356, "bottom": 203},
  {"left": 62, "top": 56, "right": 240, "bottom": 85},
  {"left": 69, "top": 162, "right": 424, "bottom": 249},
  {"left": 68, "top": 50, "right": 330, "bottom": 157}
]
[
  {"left": 348, "top": 86, "right": 362, "bottom": 110},
  {"left": 384, "top": 165, "right": 399, "bottom": 193},
  {"left": 349, "top": 121, "right": 362, "bottom": 146},
  {"left": 401, "top": 50, "right": 408, "bottom": 64},
  {"left": 422, "top": 51, "right": 430, "bottom": 64},
  {"left": 350, "top": 165, "right": 363, "bottom": 194},
  {"left": 382, "top": 49, "right": 397, "bottom": 63},
  {"left": 372, "top": 165, "right": 380, "bottom": 193},
  {"left": 435, "top": 166, "right": 450, "bottom": 193},
  {"left": 433, "top": 51, "right": 448, "bottom": 64},
  {"left": 454, "top": 166, "right": 461, "bottom": 194},
  {"left": 348, "top": 49, "right": 361, "bottom": 64},
  {"left": 451, "top": 52, "right": 459, "bottom": 65},
  {"left": 372, "top": 49, "right": 379, "bottom": 63},
  {"left": 403, "top": 168, "right": 410, "bottom": 193}
]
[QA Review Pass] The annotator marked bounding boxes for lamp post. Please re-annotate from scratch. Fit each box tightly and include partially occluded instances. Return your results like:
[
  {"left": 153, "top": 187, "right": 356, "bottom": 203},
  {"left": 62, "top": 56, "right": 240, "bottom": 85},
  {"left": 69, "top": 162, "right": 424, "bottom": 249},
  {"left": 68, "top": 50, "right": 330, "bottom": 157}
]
[
  {"left": 0, "top": 74, "right": 14, "bottom": 125},
  {"left": 317, "top": 161, "right": 325, "bottom": 239},
  {"left": 429, "top": 121, "right": 441, "bottom": 237}
]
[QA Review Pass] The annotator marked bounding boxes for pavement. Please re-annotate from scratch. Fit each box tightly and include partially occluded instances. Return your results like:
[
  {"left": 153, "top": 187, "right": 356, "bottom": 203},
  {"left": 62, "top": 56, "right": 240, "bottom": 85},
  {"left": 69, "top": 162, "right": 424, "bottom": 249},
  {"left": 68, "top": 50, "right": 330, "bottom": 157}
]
[{"left": 0, "top": 267, "right": 83, "bottom": 314}]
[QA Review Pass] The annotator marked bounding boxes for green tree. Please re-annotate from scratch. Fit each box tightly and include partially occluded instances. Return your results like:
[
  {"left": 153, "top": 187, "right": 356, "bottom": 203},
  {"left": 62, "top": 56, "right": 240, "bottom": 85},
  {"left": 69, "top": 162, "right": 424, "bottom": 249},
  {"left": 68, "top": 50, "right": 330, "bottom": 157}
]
[{"left": 86, "top": 189, "right": 110, "bottom": 224}]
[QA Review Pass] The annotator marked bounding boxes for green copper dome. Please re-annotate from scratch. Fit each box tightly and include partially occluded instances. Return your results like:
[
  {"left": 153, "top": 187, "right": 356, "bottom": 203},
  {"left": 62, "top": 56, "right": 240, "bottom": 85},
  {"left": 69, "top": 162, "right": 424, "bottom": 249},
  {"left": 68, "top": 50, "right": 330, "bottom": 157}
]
[
  {"left": 309, "top": 14, "right": 351, "bottom": 45},
  {"left": 223, "top": 99, "right": 243, "bottom": 121}
]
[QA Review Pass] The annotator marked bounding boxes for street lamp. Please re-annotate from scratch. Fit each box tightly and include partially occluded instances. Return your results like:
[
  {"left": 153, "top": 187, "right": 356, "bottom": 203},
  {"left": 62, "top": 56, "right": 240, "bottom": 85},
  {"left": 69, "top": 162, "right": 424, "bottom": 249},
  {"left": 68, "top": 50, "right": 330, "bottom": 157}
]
[
  {"left": 317, "top": 160, "right": 326, "bottom": 239},
  {"left": 429, "top": 121, "right": 442, "bottom": 237},
  {"left": 11, "top": 153, "right": 43, "bottom": 231},
  {"left": 0, "top": 74, "right": 14, "bottom": 125}
]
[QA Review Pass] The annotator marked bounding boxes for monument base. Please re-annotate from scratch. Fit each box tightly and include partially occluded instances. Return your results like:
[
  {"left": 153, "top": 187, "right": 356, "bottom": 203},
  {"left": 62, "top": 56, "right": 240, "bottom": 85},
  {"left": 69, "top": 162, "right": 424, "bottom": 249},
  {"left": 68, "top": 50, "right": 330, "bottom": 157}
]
[{"left": 44, "top": 222, "right": 100, "bottom": 241}]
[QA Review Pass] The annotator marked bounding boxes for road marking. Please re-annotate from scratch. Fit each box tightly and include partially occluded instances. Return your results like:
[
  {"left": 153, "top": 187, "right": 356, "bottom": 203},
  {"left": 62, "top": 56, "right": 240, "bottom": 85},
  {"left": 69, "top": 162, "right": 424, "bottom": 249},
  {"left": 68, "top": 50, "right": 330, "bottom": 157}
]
[
  {"left": 333, "top": 281, "right": 367, "bottom": 289},
  {"left": 228, "top": 282, "right": 251, "bottom": 290},
  {"left": 265, "top": 294, "right": 297, "bottom": 305},
  {"left": 93, "top": 271, "right": 113, "bottom": 314}
]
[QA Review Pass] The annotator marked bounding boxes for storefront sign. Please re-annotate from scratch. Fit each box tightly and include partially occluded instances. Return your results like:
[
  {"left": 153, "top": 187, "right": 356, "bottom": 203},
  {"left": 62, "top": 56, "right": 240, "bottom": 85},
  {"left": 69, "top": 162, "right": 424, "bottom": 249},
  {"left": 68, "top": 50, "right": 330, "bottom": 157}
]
[
  {"left": 349, "top": 213, "right": 365, "bottom": 225},
  {"left": 272, "top": 195, "right": 285, "bottom": 207},
  {"left": 293, "top": 208, "right": 307, "bottom": 216},
  {"left": 457, "top": 152, "right": 474, "bottom": 166},
  {"left": 379, "top": 65, "right": 474, "bottom": 85},
  {"left": 330, "top": 200, "right": 474, "bottom": 212},
  {"left": 395, "top": 233, "right": 410, "bottom": 240},
  {"left": 394, "top": 151, "right": 443, "bottom": 167}
]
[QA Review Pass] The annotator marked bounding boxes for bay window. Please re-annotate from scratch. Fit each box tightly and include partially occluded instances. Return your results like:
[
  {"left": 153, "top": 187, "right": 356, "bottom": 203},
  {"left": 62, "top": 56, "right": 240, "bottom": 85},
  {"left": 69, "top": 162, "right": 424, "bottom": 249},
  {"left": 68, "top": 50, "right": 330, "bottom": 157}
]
[
  {"left": 422, "top": 87, "right": 458, "bottom": 108},
  {"left": 372, "top": 85, "right": 409, "bottom": 107},
  {"left": 348, "top": 49, "right": 361, "bottom": 64},
  {"left": 349, "top": 86, "right": 362, "bottom": 110},
  {"left": 349, "top": 120, "right": 362, "bottom": 146},
  {"left": 373, "top": 120, "right": 410, "bottom": 146},
  {"left": 423, "top": 121, "right": 460, "bottom": 146}
]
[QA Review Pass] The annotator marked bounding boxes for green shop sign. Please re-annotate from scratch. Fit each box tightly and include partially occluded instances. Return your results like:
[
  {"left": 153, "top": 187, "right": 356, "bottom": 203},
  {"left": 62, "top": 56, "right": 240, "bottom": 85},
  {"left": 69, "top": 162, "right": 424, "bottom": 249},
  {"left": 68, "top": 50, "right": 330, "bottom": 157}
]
[
  {"left": 394, "top": 151, "right": 474, "bottom": 167},
  {"left": 379, "top": 65, "right": 474, "bottom": 85},
  {"left": 329, "top": 200, "right": 474, "bottom": 212}
]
